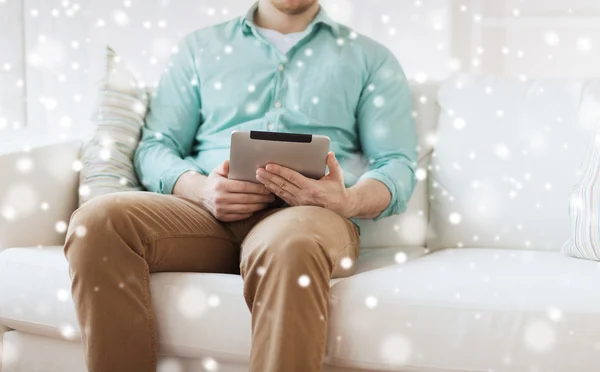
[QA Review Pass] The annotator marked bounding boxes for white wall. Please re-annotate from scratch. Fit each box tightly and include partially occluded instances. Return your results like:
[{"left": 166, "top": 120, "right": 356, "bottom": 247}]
[
  {"left": 0, "top": 0, "right": 599, "bottom": 153},
  {"left": 0, "top": 0, "right": 26, "bottom": 133}
]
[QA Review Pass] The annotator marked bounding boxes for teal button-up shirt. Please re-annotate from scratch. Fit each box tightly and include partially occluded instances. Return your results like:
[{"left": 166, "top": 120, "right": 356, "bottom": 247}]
[{"left": 134, "top": 4, "right": 417, "bottom": 220}]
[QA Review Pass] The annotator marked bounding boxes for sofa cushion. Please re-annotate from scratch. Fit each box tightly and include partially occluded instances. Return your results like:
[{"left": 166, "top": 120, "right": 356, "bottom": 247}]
[
  {"left": 428, "top": 76, "right": 600, "bottom": 251},
  {"left": 0, "top": 245, "right": 425, "bottom": 361},
  {"left": 327, "top": 248, "right": 600, "bottom": 371},
  {"left": 78, "top": 46, "right": 148, "bottom": 206}
]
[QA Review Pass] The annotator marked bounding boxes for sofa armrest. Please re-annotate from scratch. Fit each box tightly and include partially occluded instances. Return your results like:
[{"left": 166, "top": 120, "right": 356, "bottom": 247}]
[{"left": 0, "top": 141, "right": 81, "bottom": 251}]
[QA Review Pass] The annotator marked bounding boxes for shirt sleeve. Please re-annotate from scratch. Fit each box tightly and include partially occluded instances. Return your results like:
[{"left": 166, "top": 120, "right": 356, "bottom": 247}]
[
  {"left": 356, "top": 49, "right": 418, "bottom": 220},
  {"left": 134, "top": 36, "right": 203, "bottom": 194}
]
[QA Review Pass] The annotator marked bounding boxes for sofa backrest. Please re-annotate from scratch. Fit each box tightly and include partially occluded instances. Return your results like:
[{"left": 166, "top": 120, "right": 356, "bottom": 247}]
[
  {"left": 357, "top": 82, "right": 440, "bottom": 249},
  {"left": 427, "top": 76, "right": 600, "bottom": 251}
]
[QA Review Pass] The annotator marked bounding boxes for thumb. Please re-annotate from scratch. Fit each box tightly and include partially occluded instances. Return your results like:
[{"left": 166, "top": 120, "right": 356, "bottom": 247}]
[
  {"left": 214, "top": 159, "right": 230, "bottom": 177},
  {"left": 326, "top": 152, "right": 343, "bottom": 180}
]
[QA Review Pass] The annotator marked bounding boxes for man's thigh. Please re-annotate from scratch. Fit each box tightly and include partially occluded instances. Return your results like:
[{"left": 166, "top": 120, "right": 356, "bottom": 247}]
[
  {"left": 70, "top": 191, "right": 240, "bottom": 274},
  {"left": 240, "top": 206, "right": 360, "bottom": 279}
]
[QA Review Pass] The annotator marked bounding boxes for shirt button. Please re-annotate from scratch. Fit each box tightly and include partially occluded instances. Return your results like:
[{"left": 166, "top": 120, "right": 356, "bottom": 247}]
[
  {"left": 274, "top": 101, "right": 282, "bottom": 108},
  {"left": 267, "top": 123, "right": 275, "bottom": 131},
  {"left": 278, "top": 64, "right": 285, "bottom": 71}
]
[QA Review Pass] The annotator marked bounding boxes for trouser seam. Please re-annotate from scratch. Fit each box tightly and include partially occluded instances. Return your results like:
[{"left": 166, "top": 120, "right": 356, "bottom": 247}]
[{"left": 331, "top": 242, "right": 357, "bottom": 259}]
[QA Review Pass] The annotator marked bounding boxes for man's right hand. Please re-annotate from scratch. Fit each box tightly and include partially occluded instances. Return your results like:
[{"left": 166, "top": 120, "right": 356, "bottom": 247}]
[{"left": 173, "top": 160, "right": 275, "bottom": 222}]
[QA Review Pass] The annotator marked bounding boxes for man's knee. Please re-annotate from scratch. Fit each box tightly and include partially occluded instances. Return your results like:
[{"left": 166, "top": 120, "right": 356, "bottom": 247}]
[
  {"left": 243, "top": 230, "right": 327, "bottom": 277},
  {"left": 241, "top": 206, "right": 350, "bottom": 280},
  {"left": 272, "top": 233, "right": 324, "bottom": 261},
  {"left": 65, "top": 192, "right": 139, "bottom": 268}
]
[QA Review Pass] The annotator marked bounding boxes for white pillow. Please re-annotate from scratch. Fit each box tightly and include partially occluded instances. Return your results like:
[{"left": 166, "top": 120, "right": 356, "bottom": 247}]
[
  {"left": 78, "top": 46, "right": 149, "bottom": 205},
  {"left": 563, "top": 119, "right": 600, "bottom": 261},
  {"left": 427, "top": 76, "right": 600, "bottom": 251}
]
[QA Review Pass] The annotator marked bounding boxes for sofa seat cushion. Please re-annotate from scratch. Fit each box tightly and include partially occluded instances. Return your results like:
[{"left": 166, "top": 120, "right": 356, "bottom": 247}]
[
  {"left": 327, "top": 248, "right": 600, "bottom": 371},
  {"left": 0, "top": 245, "right": 426, "bottom": 361}
]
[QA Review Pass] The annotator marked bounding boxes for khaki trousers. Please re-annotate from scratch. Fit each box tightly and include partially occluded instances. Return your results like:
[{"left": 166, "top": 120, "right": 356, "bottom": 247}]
[{"left": 63, "top": 191, "right": 359, "bottom": 372}]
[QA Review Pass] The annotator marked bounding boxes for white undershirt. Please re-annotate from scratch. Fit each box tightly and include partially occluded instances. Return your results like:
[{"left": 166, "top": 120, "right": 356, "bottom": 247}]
[{"left": 255, "top": 26, "right": 307, "bottom": 55}]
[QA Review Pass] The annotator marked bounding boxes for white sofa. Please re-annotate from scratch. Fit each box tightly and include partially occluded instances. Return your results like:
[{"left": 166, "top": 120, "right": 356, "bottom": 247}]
[{"left": 2, "top": 77, "right": 600, "bottom": 372}]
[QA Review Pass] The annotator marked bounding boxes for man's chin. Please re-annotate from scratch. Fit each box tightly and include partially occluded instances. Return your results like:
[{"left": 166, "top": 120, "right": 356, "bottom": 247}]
[
  {"left": 277, "top": 7, "right": 312, "bottom": 15},
  {"left": 272, "top": 1, "right": 317, "bottom": 16}
]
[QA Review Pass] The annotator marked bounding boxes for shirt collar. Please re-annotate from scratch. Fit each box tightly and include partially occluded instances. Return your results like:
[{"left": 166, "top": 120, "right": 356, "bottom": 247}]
[
  {"left": 311, "top": 5, "right": 340, "bottom": 35},
  {"left": 239, "top": 2, "right": 340, "bottom": 36}
]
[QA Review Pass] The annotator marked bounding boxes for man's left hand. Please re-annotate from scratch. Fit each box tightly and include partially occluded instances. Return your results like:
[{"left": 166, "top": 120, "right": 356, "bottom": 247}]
[{"left": 256, "top": 152, "right": 356, "bottom": 218}]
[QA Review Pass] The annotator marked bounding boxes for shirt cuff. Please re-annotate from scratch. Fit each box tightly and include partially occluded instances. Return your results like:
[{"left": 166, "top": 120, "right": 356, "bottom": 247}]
[
  {"left": 358, "top": 169, "right": 407, "bottom": 221},
  {"left": 158, "top": 160, "right": 202, "bottom": 194}
]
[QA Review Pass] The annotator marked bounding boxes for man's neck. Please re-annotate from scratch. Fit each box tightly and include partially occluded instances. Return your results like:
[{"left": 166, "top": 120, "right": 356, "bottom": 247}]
[{"left": 254, "top": 1, "right": 320, "bottom": 34}]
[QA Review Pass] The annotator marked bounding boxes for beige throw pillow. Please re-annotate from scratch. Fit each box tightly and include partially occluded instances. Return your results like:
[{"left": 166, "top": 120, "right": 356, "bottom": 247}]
[{"left": 78, "top": 46, "right": 149, "bottom": 205}]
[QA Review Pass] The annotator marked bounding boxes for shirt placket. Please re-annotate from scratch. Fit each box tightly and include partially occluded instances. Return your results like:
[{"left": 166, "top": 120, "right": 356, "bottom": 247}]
[
  {"left": 268, "top": 56, "right": 288, "bottom": 132},
  {"left": 245, "top": 26, "right": 285, "bottom": 132},
  {"left": 247, "top": 22, "right": 320, "bottom": 132}
]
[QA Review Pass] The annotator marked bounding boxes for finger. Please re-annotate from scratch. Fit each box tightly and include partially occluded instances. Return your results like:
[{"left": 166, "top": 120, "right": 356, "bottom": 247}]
[
  {"left": 220, "top": 203, "right": 270, "bottom": 214},
  {"left": 256, "top": 174, "right": 297, "bottom": 203},
  {"left": 223, "top": 178, "right": 272, "bottom": 195},
  {"left": 214, "top": 160, "right": 230, "bottom": 178},
  {"left": 220, "top": 193, "right": 275, "bottom": 204},
  {"left": 216, "top": 213, "right": 254, "bottom": 222},
  {"left": 264, "top": 163, "right": 310, "bottom": 188},
  {"left": 256, "top": 168, "right": 302, "bottom": 195},
  {"left": 326, "top": 152, "right": 343, "bottom": 180}
]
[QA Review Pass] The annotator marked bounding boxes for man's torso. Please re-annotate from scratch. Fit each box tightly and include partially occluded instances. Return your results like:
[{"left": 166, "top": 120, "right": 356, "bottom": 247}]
[{"left": 179, "top": 13, "right": 384, "bottom": 185}]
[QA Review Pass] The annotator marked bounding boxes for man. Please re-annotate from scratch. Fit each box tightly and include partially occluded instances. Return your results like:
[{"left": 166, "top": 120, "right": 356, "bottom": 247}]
[{"left": 64, "top": 0, "right": 417, "bottom": 371}]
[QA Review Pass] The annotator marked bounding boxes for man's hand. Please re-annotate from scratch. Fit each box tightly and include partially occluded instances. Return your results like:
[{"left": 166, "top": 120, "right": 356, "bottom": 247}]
[
  {"left": 173, "top": 160, "right": 275, "bottom": 222},
  {"left": 255, "top": 152, "right": 356, "bottom": 218}
]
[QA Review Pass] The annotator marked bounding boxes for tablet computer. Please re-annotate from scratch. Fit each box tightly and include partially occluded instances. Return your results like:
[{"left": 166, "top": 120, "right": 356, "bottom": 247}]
[{"left": 229, "top": 130, "right": 330, "bottom": 183}]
